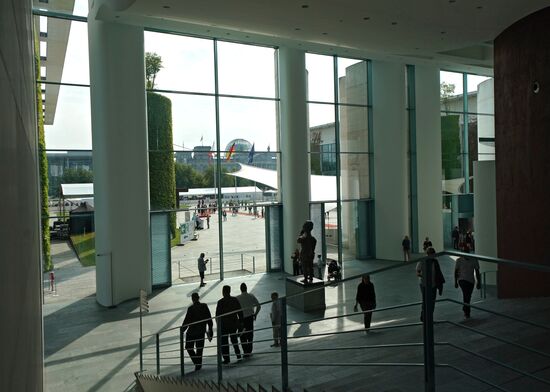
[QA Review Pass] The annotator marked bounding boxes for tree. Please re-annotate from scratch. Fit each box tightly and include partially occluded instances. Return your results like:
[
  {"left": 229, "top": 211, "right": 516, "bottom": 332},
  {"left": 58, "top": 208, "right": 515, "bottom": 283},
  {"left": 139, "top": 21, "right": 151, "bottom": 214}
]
[
  {"left": 201, "top": 165, "right": 234, "bottom": 188},
  {"left": 61, "top": 167, "right": 94, "bottom": 184},
  {"left": 175, "top": 163, "right": 203, "bottom": 189},
  {"left": 440, "top": 82, "right": 456, "bottom": 111},
  {"left": 145, "top": 52, "right": 163, "bottom": 89}
]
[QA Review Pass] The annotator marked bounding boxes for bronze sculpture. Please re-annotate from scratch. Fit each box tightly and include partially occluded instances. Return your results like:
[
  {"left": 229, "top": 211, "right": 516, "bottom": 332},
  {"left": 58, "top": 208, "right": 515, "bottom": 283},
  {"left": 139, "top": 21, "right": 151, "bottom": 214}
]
[{"left": 297, "top": 220, "right": 317, "bottom": 283}]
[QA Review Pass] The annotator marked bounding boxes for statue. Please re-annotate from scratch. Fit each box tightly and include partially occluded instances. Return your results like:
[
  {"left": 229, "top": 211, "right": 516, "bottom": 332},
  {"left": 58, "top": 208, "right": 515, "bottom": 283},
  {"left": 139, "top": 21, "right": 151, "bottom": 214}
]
[{"left": 297, "top": 220, "right": 317, "bottom": 283}]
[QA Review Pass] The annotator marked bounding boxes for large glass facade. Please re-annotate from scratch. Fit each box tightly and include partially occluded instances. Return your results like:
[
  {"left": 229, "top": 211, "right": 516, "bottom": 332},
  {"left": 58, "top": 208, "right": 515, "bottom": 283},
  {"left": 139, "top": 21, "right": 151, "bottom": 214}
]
[
  {"left": 306, "top": 54, "right": 373, "bottom": 264},
  {"left": 145, "top": 31, "right": 279, "bottom": 283},
  {"left": 440, "top": 70, "right": 495, "bottom": 247}
]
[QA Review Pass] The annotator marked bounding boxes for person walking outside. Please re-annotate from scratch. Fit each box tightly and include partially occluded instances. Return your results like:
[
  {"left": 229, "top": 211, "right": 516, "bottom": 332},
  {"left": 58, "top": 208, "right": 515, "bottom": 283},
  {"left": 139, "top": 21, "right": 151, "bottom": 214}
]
[
  {"left": 270, "top": 292, "right": 281, "bottom": 347},
  {"left": 181, "top": 292, "right": 213, "bottom": 371},
  {"left": 198, "top": 253, "right": 209, "bottom": 287},
  {"left": 402, "top": 235, "right": 411, "bottom": 262},
  {"left": 215, "top": 285, "right": 244, "bottom": 364},
  {"left": 354, "top": 274, "right": 376, "bottom": 333},
  {"left": 416, "top": 247, "right": 445, "bottom": 322},
  {"left": 236, "top": 283, "right": 261, "bottom": 358},
  {"left": 454, "top": 246, "right": 481, "bottom": 319}
]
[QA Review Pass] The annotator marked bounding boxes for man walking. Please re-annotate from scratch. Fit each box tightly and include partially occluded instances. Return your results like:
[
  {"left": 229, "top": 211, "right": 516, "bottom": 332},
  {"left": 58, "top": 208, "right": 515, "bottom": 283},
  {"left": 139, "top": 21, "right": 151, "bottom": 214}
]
[
  {"left": 452, "top": 226, "right": 460, "bottom": 250},
  {"left": 216, "top": 285, "right": 244, "bottom": 364},
  {"left": 198, "top": 253, "right": 208, "bottom": 287},
  {"left": 454, "top": 246, "right": 481, "bottom": 319},
  {"left": 181, "top": 293, "right": 213, "bottom": 371},
  {"left": 236, "top": 283, "right": 261, "bottom": 358}
]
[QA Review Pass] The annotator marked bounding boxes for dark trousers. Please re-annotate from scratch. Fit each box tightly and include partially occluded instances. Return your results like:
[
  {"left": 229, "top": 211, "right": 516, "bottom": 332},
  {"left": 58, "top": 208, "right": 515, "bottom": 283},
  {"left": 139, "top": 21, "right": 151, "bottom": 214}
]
[
  {"left": 185, "top": 335, "right": 205, "bottom": 365},
  {"left": 459, "top": 280, "right": 475, "bottom": 317},
  {"left": 420, "top": 286, "right": 437, "bottom": 322},
  {"left": 359, "top": 301, "right": 375, "bottom": 329},
  {"left": 199, "top": 271, "right": 205, "bottom": 282},
  {"left": 453, "top": 238, "right": 459, "bottom": 250},
  {"left": 240, "top": 316, "right": 255, "bottom": 354},
  {"left": 220, "top": 328, "right": 240, "bottom": 361}
]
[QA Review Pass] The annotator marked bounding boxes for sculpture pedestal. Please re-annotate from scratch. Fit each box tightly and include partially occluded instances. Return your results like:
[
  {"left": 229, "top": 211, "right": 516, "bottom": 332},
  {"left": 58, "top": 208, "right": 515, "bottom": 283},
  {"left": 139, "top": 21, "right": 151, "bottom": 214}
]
[{"left": 286, "top": 276, "right": 326, "bottom": 312}]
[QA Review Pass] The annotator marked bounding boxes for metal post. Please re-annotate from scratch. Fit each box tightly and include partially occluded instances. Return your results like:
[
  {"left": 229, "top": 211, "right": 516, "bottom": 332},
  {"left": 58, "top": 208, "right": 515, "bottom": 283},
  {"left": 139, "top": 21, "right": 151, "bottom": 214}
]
[
  {"left": 179, "top": 327, "right": 185, "bottom": 377},
  {"left": 178, "top": 259, "right": 181, "bottom": 279},
  {"left": 482, "top": 272, "right": 487, "bottom": 299},
  {"left": 280, "top": 297, "right": 289, "bottom": 391},
  {"left": 253, "top": 256, "right": 256, "bottom": 274},
  {"left": 156, "top": 333, "right": 160, "bottom": 375},
  {"left": 210, "top": 257, "right": 213, "bottom": 275},
  {"left": 217, "top": 321, "right": 223, "bottom": 383},
  {"left": 139, "top": 337, "right": 143, "bottom": 372},
  {"left": 241, "top": 254, "right": 244, "bottom": 270},
  {"left": 422, "top": 258, "right": 435, "bottom": 392}
]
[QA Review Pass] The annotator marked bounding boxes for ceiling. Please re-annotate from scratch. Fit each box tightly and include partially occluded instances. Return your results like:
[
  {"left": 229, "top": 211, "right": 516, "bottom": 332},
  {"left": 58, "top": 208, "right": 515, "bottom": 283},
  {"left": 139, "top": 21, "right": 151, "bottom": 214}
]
[{"left": 100, "top": 0, "right": 550, "bottom": 72}]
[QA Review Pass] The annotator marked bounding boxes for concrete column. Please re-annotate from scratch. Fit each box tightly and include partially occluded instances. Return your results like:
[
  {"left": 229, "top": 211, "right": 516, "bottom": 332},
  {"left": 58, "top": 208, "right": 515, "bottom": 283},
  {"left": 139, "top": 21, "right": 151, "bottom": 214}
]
[
  {"left": 473, "top": 161, "right": 497, "bottom": 283},
  {"left": 414, "top": 66, "right": 443, "bottom": 252},
  {"left": 88, "top": 1, "right": 151, "bottom": 306},
  {"left": 278, "top": 47, "right": 310, "bottom": 273},
  {"left": 371, "top": 61, "right": 408, "bottom": 260},
  {"left": 0, "top": 0, "right": 44, "bottom": 390}
]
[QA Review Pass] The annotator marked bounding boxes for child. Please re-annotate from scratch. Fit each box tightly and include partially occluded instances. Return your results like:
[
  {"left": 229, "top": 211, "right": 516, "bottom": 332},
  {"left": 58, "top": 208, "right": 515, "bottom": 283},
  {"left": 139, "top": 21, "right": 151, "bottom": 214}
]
[{"left": 270, "top": 292, "right": 281, "bottom": 347}]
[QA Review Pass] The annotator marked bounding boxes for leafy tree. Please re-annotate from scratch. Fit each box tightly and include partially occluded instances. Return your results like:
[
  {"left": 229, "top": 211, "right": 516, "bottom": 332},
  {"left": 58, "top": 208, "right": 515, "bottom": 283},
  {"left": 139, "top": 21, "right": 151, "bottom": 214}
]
[
  {"left": 145, "top": 52, "right": 163, "bottom": 89},
  {"left": 201, "top": 165, "right": 234, "bottom": 188},
  {"left": 440, "top": 82, "right": 456, "bottom": 111},
  {"left": 441, "top": 115, "right": 462, "bottom": 179},
  {"left": 35, "top": 33, "right": 51, "bottom": 271},
  {"left": 61, "top": 167, "right": 94, "bottom": 184},
  {"left": 175, "top": 162, "right": 203, "bottom": 189}
]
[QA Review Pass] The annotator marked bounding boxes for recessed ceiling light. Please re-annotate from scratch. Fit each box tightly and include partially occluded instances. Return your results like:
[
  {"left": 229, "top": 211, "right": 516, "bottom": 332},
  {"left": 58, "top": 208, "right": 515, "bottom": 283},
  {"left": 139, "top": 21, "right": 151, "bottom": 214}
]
[
  {"left": 322, "top": 32, "right": 328, "bottom": 35},
  {"left": 162, "top": 5, "right": 170, "bottom": 9},
  {"left": 206, "top": 29, "right": 211, "bottom": 32},
  {"left": 301, "top": 4, "right": 309, "bottom": 8},
  {"left": 391, "top": 22, "right": 397, "bottom": 25},
  {"left": 477, "top": 5, "right": 483, "bottom": 9},
  {"left": 449, "top": 0, "right": 456, "bottom": 3},
  {"left": 363, "top": 17, "right": 370, "bottom": 20},
  {"left": 415, "top": 47, "right": 420, "bottom": 50},
  {"left": 339, "top": 19, "right": 343, "bottom": 23},
  {"left": 295, "top": 27, "right": 301, "bottom": 31},
  {"left": 226, "top": 32, "right": 231, "bottom": 35},
  {"left": 245, "top": 35, "right": 250, "bottom": 38},
  {"left": 441, "top": 31, "right": 446, "bottom": 34}
]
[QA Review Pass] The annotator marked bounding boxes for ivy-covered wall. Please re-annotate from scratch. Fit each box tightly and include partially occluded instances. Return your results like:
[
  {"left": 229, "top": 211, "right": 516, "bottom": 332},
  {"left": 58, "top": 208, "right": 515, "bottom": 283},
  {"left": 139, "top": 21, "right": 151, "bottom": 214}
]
[
  {"left": 35, "top": 33, "right": 52, "bottom": 271},
  {"left": 147, "top": 92, "right": 176, "bottom": 236}
]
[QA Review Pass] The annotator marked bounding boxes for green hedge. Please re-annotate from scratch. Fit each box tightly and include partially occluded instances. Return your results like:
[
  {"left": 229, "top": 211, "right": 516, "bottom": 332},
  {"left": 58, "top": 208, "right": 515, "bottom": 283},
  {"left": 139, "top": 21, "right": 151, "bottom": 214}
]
[
  {"left": 147, "top": 92, "right": 176, "bottom": 237},
  {"left": 35, "top": 33, "right": 52, "bottom": 271}
]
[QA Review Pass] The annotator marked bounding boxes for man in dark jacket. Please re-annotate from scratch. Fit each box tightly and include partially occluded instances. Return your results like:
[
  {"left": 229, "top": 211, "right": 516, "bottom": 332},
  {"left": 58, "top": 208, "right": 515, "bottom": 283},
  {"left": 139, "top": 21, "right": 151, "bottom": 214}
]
[
  {"left": 216, "top": 285, "right": 244, "bottom": 364},
  {"left": 182, "top": 292, "right": 213, "bottom": 371},
  {"left": 354, "top": 274, "right": 376, "bottom": 333}
]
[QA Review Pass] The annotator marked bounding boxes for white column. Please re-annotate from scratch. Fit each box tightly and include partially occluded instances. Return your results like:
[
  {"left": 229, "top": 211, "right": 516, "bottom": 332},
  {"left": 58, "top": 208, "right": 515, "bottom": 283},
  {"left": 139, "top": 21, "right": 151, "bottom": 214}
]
[
  {"left": 278, "top": 47, "right": 310, "bottom": 273},
  {"left": 415, "top": 66, "right": 443, "bottom": 251},
  {"left": 474, "top": 161, "right": 497, "bottom": 282},
  {"left": 0, "top": 0, "right": 43, "bottom": 390},
  {"left": 372, "top": 61, "right": 408, "bottom": 260},
  {"left": 88, "top": 2, "right": 151, "bottom": 306}
]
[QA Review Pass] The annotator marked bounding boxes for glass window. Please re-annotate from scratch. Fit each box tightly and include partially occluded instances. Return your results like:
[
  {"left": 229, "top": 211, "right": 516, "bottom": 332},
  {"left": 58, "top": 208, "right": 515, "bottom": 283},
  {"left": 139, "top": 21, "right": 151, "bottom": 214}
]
[
  {"left": 338, "top": 105, "right": 368, "bottom": 152},
  {"left": 337, "top": 58, "right": 368, "bottom": 105},
  {"left": 219, "top": 97, "right": 278, "bottom": 152},
  {"left": 306, "top": 53, "right": 334, "bottom": 103},
  {"left": 41, "top": 83, "right": 92, "bottom": 150},
  {"left": 440, "top": 70, "right": 463, "bottom": 112},
  {"left": 33, "top": 0, "right": 89, "bottom": 17},
  {"left": 441, "top": 112, "right": 464, "bottom": 193},
  {"left": 145, "top": 32, "right": 215, "bottom": 94},
  {"left": 35, "top": 17, "right": 90, "bottom": 85},
  {"left": 217, "top": 41, "right": 277, "bottom": 98},
  {"left": 340, "top": 153, "right": 370, "bottom": 200}
]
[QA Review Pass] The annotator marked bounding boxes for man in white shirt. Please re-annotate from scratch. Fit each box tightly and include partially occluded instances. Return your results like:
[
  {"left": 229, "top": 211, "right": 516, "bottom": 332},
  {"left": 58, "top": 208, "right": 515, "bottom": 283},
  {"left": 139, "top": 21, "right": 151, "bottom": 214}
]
[
  {"left": 236, "top": 283, "right": 261, "bottom": 357},
  {"left": 454, "top": 247, "right": 481, "bottom": 319}
]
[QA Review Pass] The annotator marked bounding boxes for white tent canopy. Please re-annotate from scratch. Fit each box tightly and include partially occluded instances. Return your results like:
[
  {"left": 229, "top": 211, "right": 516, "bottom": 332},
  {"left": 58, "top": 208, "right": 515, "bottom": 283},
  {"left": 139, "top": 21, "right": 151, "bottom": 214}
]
[
  {"left": 227, "top": 164, "right": 337, "bottom": 202},
  {"left": 60, "top": 183, "right": 94, "bottom": 198},
  {"left": 178, "top": 186, "right": 262, "bottom": 197}
]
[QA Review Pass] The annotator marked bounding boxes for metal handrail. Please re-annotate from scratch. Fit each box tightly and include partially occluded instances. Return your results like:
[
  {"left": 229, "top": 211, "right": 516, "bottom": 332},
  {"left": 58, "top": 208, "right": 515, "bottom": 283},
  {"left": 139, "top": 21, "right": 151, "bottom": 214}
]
[{"left": 141, "top": 250, "right": 550, "bottom": 390}]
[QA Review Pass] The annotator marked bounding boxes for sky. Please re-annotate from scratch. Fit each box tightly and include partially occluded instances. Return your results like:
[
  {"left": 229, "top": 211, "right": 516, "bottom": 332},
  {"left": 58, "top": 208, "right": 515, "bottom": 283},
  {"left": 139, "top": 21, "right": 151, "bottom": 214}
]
[{"left": 43, "top": 1, "right": 491, "bottom": 152}]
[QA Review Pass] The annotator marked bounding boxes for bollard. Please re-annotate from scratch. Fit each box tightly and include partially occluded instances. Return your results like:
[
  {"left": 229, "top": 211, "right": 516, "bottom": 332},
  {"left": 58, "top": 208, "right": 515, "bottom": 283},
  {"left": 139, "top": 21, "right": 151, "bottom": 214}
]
[{"left": 156, "top": 333, "right": 160, "bottom": 375}]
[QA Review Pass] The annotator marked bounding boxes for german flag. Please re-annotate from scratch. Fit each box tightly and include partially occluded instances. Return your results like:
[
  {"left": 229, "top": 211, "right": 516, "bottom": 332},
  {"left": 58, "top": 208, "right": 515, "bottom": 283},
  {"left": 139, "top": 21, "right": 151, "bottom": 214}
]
[{"left": 226, "top": 142, "right": 236, "bottom": 161}]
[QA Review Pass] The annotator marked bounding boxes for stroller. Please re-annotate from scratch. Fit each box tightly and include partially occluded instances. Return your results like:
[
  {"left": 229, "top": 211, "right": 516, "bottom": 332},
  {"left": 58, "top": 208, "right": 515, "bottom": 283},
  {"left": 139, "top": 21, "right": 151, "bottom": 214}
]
[{"left": 326, "top": 258, "right": 342, "bottom": 282}]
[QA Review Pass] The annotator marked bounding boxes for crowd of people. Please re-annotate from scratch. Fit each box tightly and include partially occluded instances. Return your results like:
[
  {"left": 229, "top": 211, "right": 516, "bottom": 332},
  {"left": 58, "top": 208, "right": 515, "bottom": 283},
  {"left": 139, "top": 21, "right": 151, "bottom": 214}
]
[{"left": 180, "top": 282, "right": 277, "bottom": 370}]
